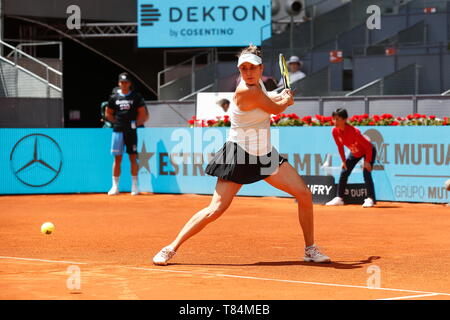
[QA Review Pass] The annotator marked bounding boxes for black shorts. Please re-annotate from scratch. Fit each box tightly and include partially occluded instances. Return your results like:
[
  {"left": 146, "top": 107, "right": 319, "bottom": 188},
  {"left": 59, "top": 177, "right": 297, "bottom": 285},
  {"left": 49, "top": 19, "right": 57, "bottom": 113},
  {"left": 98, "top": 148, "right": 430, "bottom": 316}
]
[
  {"left": 205, "top": 141, "right": 287, "bottom": 184},
  {"left": 111, "top": 129, "right": 137, "bottom": 155}
]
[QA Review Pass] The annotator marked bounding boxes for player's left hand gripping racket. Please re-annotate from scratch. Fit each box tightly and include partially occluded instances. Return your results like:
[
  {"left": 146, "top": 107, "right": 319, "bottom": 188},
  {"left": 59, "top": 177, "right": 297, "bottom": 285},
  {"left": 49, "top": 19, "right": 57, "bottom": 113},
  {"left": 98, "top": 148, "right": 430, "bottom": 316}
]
[{"left": 279, "top": 53, "right": 291, "bottom": 90}]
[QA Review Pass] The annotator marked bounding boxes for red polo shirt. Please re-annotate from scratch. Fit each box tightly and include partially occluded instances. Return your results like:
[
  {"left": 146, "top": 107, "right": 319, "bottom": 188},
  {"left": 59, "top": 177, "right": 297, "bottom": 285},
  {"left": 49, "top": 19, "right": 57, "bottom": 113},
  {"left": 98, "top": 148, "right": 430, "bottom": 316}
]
[{"left": 332, "top": 124, "right": 373, "bottom": 162}]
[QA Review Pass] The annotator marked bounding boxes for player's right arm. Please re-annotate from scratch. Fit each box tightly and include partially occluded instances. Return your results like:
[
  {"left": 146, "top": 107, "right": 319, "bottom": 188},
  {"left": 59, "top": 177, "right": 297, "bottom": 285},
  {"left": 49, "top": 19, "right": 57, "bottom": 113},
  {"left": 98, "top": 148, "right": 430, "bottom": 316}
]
[
  {"left": 332, "top": 128, "right": 347, "bottom": 170},
  {"left": 234, "top": 84, "right": 293, "bottom": 114},
  {"left": 105, "top": 97, "right": 116, "bottom": 123},
  {"left": 105, "top": 106, "right": 115, "bottom": 123}
]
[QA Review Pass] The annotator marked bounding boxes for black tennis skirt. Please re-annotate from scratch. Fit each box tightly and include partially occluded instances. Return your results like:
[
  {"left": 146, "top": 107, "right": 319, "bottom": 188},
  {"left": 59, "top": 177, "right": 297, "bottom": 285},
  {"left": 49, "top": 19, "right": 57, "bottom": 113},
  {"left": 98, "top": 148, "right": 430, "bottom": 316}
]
[{"left": 205, "top": 141, "right": 287, "bottom": 184}]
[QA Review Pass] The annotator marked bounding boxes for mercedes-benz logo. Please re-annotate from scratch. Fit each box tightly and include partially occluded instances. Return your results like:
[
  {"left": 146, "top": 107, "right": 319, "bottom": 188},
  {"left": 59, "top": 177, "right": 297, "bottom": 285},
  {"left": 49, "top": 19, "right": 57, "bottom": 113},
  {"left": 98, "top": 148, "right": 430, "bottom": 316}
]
[{"left": 10, "top": 134, "right": 63, "bottom": 187}]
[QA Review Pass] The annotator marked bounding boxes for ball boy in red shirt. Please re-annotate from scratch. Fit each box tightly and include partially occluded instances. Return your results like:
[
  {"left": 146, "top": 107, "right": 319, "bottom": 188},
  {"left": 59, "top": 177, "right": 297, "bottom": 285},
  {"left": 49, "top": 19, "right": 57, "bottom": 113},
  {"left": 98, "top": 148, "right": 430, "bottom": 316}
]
[{"left": 326, "top": 108, "right": 377, "bottom": 208}]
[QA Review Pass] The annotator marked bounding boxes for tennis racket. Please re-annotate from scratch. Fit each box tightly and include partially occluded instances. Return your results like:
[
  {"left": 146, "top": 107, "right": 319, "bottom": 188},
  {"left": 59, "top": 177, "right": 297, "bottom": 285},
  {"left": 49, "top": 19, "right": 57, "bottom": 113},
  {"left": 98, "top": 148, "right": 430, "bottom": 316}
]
[{"left": 278, "top": 53, "right": 291, "bottom": 90}]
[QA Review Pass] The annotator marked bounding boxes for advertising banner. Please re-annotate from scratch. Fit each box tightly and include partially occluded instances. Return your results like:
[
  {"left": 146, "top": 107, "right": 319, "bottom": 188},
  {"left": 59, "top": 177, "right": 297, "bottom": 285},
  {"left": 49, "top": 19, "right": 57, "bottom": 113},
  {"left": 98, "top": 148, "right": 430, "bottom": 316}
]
[
  {"left": 1, "top": 127, "right": 449, "bottom": 204},
  {"left": 137, "top": 0, "right": 272, "bottom": 48}
]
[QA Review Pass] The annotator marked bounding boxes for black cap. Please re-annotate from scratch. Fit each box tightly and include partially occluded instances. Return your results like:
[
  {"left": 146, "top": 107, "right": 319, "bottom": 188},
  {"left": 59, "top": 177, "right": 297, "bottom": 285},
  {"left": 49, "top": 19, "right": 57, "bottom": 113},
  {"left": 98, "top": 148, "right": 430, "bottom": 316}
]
[{"left": 118, "top": 72, "right": 131, "bottom": 82}]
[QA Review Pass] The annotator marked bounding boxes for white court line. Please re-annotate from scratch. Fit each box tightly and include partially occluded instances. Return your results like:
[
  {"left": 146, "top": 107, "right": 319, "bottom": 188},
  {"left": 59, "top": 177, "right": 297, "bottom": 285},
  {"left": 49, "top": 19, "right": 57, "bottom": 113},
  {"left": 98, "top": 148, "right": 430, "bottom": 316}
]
[
  {"left": 0, "top": 256, "right": 88, "bottom": 265},
  {"left": 1, "top": 256, "right": 449, "bottom": 298},
  {"left": 378, "top": 293, "right": 440, "bottom": 300},
  {"left": 123, "top": 266, "right": 450, "bottom": 297}
]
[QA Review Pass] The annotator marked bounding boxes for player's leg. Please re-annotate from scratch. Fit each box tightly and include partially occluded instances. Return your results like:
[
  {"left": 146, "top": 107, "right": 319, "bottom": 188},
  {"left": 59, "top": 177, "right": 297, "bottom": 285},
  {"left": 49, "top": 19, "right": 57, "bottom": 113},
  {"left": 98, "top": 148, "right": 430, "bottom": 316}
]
[
  {"left": 109, "top": 132, "right": 124, "bottom": 195},
  {"left": 113, "top": 155, "right": 123, "bottom": 177},
  {"left": 153, "top": 178, "right": 242, "bottom": 265},
  {"left": 264, "top": 161, "right": 330, "bottom": 263},
  {"left": 362, "top": 145, "right": 377, "bottom": 207},
  {"left": 124, "top": 130, "right": 139, "bottom": 195},
  {"left": 327, "top": 154, "right": 360, "bottom": 205}
]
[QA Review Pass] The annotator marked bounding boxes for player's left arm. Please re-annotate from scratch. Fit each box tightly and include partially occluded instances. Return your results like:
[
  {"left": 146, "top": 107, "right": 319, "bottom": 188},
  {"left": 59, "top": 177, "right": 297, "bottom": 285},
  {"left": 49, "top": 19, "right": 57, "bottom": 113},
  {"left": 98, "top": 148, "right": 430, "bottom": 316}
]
[
  {"left": 135, "top": 94, "right": 149, "bottom": 127},
  {"left": 267, "top": 90, "right": 283, "bottom": 102},
  {"left": 136, "top": 106, "right": 148, "bottom": 126}
]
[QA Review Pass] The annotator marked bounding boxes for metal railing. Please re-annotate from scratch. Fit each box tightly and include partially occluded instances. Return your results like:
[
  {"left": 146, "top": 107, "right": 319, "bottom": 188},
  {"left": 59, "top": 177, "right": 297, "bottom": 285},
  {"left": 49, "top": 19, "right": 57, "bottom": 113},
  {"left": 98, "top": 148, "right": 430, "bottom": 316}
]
[
  {"left": 6, "top": 41, "right": 63, "bottom": 60},
  {"left": 347, "top": 63, "right": 420, "bottom": 96},
  {"left": 179, "top": 83, "right": 215, "bottom": 101},
  {"left": 0, "top": 40, "right": 62, "bottom": 98},
  {"left": 158, "top": 49, "right": 218, "bottom": 100}
]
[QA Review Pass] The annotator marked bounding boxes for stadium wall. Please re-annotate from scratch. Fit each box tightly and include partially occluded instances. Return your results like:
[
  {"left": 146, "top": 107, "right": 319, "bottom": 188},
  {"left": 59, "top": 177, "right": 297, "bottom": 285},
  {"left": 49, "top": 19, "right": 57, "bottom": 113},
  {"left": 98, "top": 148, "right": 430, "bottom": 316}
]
[
  {"left": 0, "top": 98, "right": 63, "bottom": 128},
  {"left": 1, "top": 127, "right": 449, "bottom": 203}
]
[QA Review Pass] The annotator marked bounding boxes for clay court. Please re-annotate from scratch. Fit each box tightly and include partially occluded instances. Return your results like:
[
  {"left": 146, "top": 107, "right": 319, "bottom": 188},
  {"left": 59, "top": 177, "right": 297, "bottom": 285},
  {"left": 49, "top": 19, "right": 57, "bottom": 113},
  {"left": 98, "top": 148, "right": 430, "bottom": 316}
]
[{"left": 0, "top": 193, "right": 449, "bottom": 300}]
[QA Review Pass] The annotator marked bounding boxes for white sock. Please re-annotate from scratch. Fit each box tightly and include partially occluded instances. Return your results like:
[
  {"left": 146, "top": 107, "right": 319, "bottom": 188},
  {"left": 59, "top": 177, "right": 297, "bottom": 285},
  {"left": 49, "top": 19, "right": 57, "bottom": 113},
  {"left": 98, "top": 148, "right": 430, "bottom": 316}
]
[
  {"left": 132, "top": 176, "right": 138, "bottom": 187},
  {"left": 112, "top": 176, "right": 119, "bottom": 188}
]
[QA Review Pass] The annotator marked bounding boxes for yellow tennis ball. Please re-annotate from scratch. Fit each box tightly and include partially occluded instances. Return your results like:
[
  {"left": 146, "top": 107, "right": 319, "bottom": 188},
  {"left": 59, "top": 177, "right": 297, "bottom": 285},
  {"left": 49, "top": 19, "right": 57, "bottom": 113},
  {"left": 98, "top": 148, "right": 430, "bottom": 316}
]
[{"left": 41, "top": 222, "right": 55, "bottom": 235}]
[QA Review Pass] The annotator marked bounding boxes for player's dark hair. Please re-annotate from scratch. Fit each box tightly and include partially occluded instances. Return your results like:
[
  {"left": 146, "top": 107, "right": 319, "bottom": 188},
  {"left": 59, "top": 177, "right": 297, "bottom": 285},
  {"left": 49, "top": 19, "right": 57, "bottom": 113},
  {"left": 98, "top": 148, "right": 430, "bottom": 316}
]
[
  {"left": 332, "top": 108, "right": 348, "bottom": 119},
  {"left": 216, "top": 99, "right": 230, "bottom": 107},
  {"left": 238, "top": 44, "right": 262, "bottom": 59}
]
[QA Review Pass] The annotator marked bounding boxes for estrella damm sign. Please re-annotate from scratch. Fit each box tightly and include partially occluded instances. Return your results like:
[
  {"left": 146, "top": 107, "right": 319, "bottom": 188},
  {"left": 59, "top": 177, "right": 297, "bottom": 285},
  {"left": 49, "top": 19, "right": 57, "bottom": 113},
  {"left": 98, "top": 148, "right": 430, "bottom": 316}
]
[{"left": 137, "top": 0, "right": 272, "bottom": 48}]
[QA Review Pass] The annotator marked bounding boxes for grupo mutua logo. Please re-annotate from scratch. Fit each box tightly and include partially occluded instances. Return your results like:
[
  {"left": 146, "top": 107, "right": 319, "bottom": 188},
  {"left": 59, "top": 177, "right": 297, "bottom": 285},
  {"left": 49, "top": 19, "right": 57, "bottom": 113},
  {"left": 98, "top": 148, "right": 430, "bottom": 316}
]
[
  {"left": 10, "top": 134, "right": 63, "bottom": 187},
  {"left": 363, "top": 129, "right": 388, "bottom": 170},
  {"left": 139, "top": 3, "right": 161, "bottom": 26}
]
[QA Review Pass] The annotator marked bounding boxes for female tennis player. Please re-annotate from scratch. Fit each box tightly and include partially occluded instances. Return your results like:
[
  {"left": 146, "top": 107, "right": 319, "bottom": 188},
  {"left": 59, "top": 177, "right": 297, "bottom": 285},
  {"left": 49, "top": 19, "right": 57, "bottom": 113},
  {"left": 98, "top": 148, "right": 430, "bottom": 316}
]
[
  {"left": 153, "top": 45, "right": 330, "bottom": 265},
  {"left": 326, "top": 108, "right": 377, "bottom": 208}
]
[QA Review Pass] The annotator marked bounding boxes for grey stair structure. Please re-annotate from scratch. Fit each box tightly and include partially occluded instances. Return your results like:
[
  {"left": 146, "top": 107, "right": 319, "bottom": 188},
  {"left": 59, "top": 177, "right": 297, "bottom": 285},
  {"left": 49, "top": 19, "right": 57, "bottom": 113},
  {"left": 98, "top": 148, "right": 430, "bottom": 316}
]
[{"left": 0, "top": 40, "right": 62, "bottom": 98}]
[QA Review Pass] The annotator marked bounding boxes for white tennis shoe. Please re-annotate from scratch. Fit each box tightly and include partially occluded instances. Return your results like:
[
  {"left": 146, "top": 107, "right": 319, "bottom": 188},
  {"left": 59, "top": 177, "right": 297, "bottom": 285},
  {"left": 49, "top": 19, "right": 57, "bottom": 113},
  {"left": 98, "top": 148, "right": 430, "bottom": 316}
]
[
  {"left": 107, "top": 186, "right": 119, "bottom": 196},
  {"left": 153, "top": 246, "right": 176, "bottom": 266},
  {"left": 325, "top": 197, "right": 344, "bottom": 206},
  {"left": 362, "top": 198, "right": 375, "bottom": 208},
  {"left": 304, "top": 245, "right": 331, "bottom": 263},
  {"left": 131, "top": 185, "right": 139, "bottom": 196}
]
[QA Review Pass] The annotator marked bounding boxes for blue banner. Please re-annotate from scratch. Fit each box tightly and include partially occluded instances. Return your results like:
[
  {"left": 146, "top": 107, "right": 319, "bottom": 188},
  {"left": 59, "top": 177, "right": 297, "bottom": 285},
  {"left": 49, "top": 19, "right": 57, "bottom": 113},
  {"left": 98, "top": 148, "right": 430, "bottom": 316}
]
[
  {"left": 1, "top": 127, "right": 449, "bottom": 203},
  {"left": 137, "top": 0, "right": 272, "bottom": 48}
]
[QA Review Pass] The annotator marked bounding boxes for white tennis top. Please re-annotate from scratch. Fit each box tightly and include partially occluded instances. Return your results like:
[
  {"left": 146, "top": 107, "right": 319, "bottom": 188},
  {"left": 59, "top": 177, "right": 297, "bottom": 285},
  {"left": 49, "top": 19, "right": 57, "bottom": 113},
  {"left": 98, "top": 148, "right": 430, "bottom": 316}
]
[{"left": 227, "top": 80, "right": 272, "bottom": 156}]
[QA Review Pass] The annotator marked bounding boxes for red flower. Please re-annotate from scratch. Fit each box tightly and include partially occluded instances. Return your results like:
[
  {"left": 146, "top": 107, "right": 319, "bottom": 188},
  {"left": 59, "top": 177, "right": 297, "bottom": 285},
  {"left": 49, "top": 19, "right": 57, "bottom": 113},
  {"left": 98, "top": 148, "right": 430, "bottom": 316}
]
[
  {"left": 429, "top": 115, "right": 436, "bottom": 120},
  {"left": 421, "top": 114, "right": 427, "bottom": 119},
  {"left": 350, "top": 115, "right": 360, "bottom": 122},
  {"left": 396, "top": 116, "right": 403, "bottom": 121},
  {"left": 414, "top": 113, "right": 421, "bottom": 119},
  {"left": 407, "top": 114, "right": 414, "bottom": 120},
  {"left": 390, "top": 121, "right": 399, "bottom": 126},
  {"left": 373, "top": 115, "right": 380, "bottom": 122},
  {"left": 315, "top": 114, "right": 323, "bottom": 122},
  {"left": 302, "top": 116, "right": 312, "bottom": 122},
  {"left": 363, "top": 114, "right": 369, "bottom": 119},
  {"left": 369, "top": 121, "right": 375, "bottom": 125},
  {"left": 188, "top": 119, "right": 195, "bottom": 125}
]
